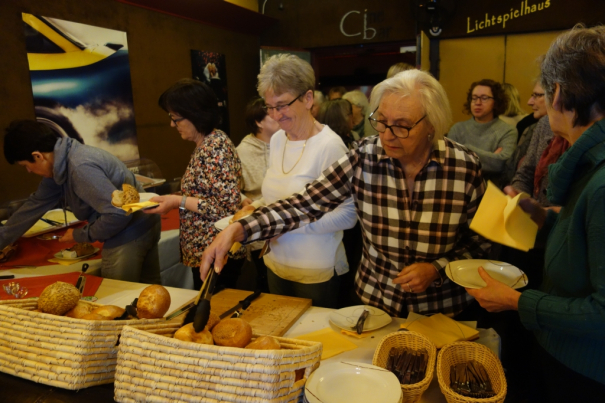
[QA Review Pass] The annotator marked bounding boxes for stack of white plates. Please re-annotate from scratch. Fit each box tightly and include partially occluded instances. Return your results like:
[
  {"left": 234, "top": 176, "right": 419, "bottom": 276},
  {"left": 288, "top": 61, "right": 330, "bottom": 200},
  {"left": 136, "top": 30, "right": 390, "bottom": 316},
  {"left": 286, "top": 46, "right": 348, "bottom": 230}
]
[{"left": 304, "top": 361, "right": 402, "bottom": 403}]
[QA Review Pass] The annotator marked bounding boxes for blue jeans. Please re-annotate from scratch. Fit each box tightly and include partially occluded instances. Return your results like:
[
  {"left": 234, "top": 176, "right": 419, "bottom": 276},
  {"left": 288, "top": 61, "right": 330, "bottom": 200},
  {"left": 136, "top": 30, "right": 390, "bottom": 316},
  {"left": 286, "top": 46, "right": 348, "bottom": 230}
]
[
  {"left": 100, "top": 219, "right": 161, "bottom": 284},
  {"left": 267, "top": 269, "right": 341, "bottom": 308}
]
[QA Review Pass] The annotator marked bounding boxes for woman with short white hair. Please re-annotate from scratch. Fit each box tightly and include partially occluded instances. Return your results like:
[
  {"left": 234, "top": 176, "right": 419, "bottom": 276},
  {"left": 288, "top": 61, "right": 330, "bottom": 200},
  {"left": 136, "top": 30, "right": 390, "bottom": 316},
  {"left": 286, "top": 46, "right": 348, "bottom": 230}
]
[{"left": 202, "top": 69, "right": 491, "bottom": 319}]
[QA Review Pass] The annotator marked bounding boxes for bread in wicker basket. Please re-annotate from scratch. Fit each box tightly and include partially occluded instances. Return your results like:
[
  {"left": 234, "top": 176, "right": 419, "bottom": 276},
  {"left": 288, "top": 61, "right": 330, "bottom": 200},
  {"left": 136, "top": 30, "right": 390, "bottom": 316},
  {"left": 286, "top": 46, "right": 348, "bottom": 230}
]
[
  {"left": 372, "top": 330, "right": 437, "bottom": 403},
  {"left": 436, "top": 341, "right": 507, "bottom": 403}
]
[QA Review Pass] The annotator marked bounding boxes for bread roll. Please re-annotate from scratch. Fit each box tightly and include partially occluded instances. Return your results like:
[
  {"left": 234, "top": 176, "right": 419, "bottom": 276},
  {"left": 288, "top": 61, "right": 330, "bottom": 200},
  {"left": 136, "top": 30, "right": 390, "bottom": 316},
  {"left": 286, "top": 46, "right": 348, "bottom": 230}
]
[
  {"left": 38, "top": 281, "right": 80, "bottom": 315},
  {"left": 245, "top": 336, "right": 281, "bottom": 350},
  {"left": 212, "top": 318, "right": 252, "bottom": 348},
  {"left": 206, "top": 312, "right": 221, "bottom": 331},
  {"left": 66, "top": 242, "right": 95, "bottom": 257},
  {"left": 137, "top": 285, "right": 171, "bottom": 319},
  {"left": 112, "top": 183, "right": 140, "bottom": 207},
  {"left": 65, "top": 301, "right": 94, "bottom": 318},
  {"left": 91, "top": 305, "right": 125, "bottom": 319},
  {"left": 81, "top": 313, "right": 109, "bottom": 321},
  {"left": 174, "top": 323, "right": 214, "bottom": 345},
  {"left": 230, "top": 205, "right": 256, "bottom": 223}
]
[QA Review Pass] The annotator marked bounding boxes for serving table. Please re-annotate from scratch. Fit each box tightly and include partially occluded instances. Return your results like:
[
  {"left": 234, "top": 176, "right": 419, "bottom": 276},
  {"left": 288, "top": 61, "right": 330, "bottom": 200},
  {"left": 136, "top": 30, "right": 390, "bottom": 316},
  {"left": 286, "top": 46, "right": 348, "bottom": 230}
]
[{"left": 0, "top": 276, "right": 500, "bottom": 403}]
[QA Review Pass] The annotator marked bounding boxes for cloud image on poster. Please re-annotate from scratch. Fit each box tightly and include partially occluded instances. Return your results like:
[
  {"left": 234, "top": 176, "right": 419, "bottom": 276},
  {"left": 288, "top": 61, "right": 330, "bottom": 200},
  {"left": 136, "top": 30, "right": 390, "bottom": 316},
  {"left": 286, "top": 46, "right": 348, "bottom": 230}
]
[
  {"left": 22, "top": 13, "right": 139, "bottom": 161},
  {"left": 191, "top": 50, "right": 230, "bottom": 134}
]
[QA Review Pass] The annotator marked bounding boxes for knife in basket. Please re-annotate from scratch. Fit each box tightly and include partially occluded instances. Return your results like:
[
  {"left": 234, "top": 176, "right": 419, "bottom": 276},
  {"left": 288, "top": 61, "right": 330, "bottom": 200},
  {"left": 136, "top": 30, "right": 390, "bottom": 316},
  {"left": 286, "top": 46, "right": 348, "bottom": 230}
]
[{"left": 219, "top": 289, "right": 262, "bottom": 319}]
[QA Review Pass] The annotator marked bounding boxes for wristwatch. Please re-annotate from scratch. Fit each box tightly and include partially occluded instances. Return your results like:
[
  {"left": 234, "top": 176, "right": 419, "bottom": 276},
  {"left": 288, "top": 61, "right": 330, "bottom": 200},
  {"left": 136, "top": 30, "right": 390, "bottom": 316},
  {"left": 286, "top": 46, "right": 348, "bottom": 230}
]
[{"left": 179, "top": 195, "right": 187, "bottom": 210}]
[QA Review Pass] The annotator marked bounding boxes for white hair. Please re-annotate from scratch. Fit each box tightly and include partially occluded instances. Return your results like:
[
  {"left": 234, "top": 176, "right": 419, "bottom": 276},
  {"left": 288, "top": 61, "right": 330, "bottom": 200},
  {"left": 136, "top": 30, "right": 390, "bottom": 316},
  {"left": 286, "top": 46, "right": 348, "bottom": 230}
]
[
  {"left": 342, "top": 90, "right": 369, "bottom": 115},
  {"left": 257, "top": 54, "right": 315, "bottom": 97},
  {"left": 313, "top": 90, "right": 325, "bottom": 105},
  {"left": 369, "top": 70, "right": 452, "bottom": 142}
]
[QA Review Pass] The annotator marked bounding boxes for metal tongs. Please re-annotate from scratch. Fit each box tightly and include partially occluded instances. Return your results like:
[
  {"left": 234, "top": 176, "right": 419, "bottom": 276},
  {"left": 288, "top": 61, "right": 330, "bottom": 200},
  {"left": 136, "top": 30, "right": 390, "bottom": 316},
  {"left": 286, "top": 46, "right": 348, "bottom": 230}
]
[{"left": 193, "top": 268, "right": 219, "bottom": 332}]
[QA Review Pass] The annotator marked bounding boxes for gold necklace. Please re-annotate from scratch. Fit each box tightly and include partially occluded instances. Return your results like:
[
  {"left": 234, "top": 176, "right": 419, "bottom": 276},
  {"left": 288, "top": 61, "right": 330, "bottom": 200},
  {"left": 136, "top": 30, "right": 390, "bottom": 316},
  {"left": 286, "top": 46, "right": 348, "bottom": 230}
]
[{"left": 281, "top": 136, "right": 308, "bottom": 174}]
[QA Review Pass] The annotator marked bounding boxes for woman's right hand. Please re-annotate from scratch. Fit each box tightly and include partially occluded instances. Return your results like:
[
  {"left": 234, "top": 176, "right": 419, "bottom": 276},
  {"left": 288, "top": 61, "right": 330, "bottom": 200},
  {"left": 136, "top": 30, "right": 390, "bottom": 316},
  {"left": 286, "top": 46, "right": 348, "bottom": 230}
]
[
  {"left": 200, "top": 222, "right": 246, "bottom": 280},
  {"left": 503, "top": 186, "right": 548, "bottom": 229},
  {"left": 144, "top": 195, "right": 179, "bottom": 215},
  {"left": 241, "top": 198, "right": 253, "bottom": 207}
]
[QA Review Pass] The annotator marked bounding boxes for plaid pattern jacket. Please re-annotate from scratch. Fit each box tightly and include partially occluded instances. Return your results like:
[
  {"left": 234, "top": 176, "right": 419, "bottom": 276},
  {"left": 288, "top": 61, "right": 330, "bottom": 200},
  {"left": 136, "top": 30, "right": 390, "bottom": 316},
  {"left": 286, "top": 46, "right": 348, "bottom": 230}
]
[{"left": 240, "top": 136, "right": 491, "bottom": 317}]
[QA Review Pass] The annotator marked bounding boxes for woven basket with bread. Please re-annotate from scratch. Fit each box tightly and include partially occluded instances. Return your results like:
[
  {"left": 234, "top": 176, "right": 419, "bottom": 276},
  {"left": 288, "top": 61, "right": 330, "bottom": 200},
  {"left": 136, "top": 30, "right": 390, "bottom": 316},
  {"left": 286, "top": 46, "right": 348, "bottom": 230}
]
[{"left": 0, "top": 283, "right": 182, "bottom": 390}]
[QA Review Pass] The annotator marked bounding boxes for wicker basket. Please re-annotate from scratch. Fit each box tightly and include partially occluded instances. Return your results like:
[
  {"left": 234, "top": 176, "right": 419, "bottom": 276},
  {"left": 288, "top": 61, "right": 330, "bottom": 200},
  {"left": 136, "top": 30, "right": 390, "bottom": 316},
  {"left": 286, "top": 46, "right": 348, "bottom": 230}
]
[
  {"left": 436, "top": 341, "right": 507, "bottom": 403},
  {"left": 114, "top": 325, "right": 323, "bottom": 403},
  {"left": 0, "top": 298, "right": 183, "bottom": 390},
  {"left": 372, "top": 331, "right": 437, "bottom": 403}
]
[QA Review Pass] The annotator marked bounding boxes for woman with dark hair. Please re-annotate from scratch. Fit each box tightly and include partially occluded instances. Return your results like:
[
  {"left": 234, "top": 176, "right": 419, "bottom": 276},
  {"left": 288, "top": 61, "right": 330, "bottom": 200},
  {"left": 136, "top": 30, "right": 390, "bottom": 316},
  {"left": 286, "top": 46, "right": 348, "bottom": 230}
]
[
  {"left": 146, "top": 78, "right": 245, "bottom": 290},
  {"left": 237, "top": 96, "right": 280, "bottom": 292},
  {"left": 317, "top": 99, "right": 359, "bottom": 149},
  {"left": 467, "top": 25, "right": 605, "bottom": 401},
  {"left": 448, "top": 79, "right": 517, "bottom": 182}
]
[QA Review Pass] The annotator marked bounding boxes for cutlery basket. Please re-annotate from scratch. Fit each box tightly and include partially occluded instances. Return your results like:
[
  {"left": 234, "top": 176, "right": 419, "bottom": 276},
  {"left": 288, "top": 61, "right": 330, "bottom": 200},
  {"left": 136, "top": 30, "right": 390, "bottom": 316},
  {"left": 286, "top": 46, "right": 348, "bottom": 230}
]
[
  {"left": 436, "top": 341, "right": 507, "bottom": 403},
  {"left": 0, "top": 299, "right": 182, "bottom": 390},
  {"left": 114, "top": 325, "right": 323, "bottom": 403},
  {"left": 372, "top": 331, "right": 437, "bottom": 403}
]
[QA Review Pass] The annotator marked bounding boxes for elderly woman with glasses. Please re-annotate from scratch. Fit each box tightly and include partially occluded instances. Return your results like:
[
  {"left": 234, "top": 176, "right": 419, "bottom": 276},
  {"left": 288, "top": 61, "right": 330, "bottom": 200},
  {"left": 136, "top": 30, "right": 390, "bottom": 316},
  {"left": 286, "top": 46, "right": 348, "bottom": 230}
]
[
  {"left": 467, "top": 26, "right": 605, "bottom": 400},
  {"left": 241, "top": 54, "right": 356, "bottom": 308},
  {"left": 145, "top": 78, "right": 245, "bottom": 290},
  {"left": 200, "top": 69, "right": 491, "bottom": 319},
  {"left": 448, "top": 79, "right": 517, "bottom": 183}
]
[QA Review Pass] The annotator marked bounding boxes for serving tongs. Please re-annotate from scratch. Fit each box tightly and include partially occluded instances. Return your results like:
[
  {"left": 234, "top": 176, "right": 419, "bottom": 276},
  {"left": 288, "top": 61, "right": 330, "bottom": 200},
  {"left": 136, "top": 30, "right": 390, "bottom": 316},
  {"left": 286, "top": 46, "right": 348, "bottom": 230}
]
[{"left": 192, "top": 268, "right": 219, "bottom": 332}]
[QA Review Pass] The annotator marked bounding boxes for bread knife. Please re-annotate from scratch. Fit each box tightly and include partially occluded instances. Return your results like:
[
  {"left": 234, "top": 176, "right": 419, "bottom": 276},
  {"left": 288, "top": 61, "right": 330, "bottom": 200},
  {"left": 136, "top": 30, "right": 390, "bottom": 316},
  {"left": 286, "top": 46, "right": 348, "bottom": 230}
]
[{"left": 218, "top": 289, "right": 262, "bottom": 319}]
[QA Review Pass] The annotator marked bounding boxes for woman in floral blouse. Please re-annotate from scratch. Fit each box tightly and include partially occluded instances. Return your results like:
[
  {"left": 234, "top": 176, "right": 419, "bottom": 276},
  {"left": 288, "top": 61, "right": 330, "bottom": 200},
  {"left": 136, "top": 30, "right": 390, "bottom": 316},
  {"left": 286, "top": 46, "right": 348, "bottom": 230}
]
[{"left": 147, "top": 78, "right": 245, "bottom": 290}]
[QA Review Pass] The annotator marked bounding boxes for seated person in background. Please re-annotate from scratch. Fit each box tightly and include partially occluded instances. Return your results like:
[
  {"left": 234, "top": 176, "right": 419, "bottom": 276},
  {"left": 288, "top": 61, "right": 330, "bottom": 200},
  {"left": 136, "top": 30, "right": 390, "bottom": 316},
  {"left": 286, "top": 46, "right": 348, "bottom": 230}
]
[
  {"left": 448, "top": 79, "right": 517, "bottom": 183},
  {"left": 237, "top": 97, "right": 280, "bottom": 292},
  {"left": 499, "top": 83, "right": 528, "bottom": 127},
  {"left": 500, "top": 81, "right": 549, "bottom": 187},
  {"left": 201, "top": 69, "right": 491, "bottom": 319},
  {"left": 342, "top": 90, "right": 370, "bottom": 138},
  {"left": 317, "top": 99, "right": 359, "bottom": 148},
  {"left": 328, "top": 86, "right": 346, "bottom": 100},
  {"left": 311, "top": 90, "right": 325, "bottom": 118},
  {"left": 0, "top": 120, "right": 161, "bottom": 283},
  {"left": 386, "top": 62, "right": 414, "bottom": 78}
]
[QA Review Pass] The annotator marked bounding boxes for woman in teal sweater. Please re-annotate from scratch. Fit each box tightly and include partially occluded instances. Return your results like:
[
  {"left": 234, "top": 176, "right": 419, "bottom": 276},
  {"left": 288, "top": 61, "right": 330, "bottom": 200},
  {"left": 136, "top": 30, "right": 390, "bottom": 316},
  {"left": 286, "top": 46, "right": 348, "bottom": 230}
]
[{"left": 467, "top": 25, "right": 605, "bottom": 402}]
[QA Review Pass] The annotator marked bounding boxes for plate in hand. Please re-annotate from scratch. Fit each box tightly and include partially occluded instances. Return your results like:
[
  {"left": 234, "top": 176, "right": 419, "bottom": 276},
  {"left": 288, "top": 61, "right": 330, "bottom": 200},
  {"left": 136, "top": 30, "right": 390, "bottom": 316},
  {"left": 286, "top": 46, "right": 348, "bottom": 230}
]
[
  {"left": 445, "top": 259, "right": 528, "bottom": 289},
  {"left": 329, "top": 305, "right": 392, "bottom": 333}
]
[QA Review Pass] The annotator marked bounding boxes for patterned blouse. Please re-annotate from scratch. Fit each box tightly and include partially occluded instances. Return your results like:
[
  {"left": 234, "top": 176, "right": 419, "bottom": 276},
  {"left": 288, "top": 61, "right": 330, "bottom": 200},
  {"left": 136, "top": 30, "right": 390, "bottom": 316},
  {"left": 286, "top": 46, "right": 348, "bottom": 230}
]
[
  {"left": 179, "top": 129, "right": 245, "bottom": 267},
  {"left": 240, "top": 136, "right": 491, "bottom": 317}
]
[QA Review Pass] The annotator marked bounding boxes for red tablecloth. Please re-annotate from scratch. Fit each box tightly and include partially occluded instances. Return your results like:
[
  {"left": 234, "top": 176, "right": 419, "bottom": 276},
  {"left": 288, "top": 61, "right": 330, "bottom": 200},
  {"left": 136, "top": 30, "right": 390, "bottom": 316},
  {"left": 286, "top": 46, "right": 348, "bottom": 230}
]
[
  {"left": 1, "top": 210, "right": 180, "bottom": 270},
  {"left": 0, "top": 272, "right": 103, "bottom": 300}
]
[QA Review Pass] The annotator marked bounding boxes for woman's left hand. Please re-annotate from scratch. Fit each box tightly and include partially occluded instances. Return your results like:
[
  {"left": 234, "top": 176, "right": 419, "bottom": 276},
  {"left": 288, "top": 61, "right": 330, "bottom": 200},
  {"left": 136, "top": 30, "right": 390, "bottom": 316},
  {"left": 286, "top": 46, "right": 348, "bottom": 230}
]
[
  {"left": 394, "top": 263, "right": 439, "bottom": 293},
  {"left": 465, "top": 267, "right": 521, "bottom": 312},
  {"left": 144, "top": 195, "right": 179, "bottom": 215}
]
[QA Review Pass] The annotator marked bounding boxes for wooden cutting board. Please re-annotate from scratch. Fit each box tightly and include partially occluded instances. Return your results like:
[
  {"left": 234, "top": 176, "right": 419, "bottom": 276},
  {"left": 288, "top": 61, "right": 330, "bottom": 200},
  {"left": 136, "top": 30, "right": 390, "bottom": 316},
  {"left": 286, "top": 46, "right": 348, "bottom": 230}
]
[{"left": 210, "top": 289, "right": 311, "bottom": 336}]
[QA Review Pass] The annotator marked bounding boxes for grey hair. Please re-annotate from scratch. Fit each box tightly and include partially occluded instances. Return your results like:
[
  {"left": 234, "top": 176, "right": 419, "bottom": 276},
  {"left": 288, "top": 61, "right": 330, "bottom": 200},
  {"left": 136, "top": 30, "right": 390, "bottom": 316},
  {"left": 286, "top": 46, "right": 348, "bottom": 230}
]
[
  {"left": 540, "top": 24, "right": 605, "bottom": 127},
  {"left": 313, "top": 90, "right": 325, "bottom": 105},
  {"left": 369, "top": 69, "right": 452, "bottom": 143},
  {"left": 257, "top": 54, "right": 315, "bottom": 97},
  {"left": 342, "top": 90, "right": 369, "bottom": 115}
]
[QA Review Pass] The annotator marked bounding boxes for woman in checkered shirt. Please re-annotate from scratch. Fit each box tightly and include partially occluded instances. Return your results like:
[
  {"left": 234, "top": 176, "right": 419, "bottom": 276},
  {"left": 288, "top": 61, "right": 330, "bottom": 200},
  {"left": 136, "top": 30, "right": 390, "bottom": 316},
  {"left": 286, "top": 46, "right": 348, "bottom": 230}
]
[{"left": 201, "top": 69, "right": 491, "bottom": 318}]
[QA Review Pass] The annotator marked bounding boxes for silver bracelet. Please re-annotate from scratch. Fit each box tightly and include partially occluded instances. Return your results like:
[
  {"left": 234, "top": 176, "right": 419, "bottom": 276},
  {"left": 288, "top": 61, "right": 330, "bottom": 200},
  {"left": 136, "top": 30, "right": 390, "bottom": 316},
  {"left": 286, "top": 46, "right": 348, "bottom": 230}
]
[{"left": 179, "top": 195, "right": 187, "bottom": 210}]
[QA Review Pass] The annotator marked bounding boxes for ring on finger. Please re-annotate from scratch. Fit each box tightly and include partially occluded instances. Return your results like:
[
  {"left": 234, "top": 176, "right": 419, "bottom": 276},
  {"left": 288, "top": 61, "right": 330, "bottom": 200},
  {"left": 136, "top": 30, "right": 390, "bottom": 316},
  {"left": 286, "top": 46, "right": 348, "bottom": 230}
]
[{"left": 407, "top": 282, "right": 414, "bottom": 293}]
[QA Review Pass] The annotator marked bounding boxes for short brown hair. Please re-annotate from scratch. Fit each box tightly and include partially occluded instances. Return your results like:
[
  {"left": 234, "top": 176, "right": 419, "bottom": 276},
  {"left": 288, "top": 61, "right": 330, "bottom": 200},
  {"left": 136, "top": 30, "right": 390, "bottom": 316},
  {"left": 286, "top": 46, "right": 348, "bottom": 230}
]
[
  {"left": 463, "top": 79, "right": 508, "bottom": 118},
  {"left": 541, "top": 24, "right": 605, "bottom": 127},
  {"left": 317, "top": 99, "right": 352, "bottom": 139},
  {"left": 244, "top": 97, "right": 267, "bottom": 134}
]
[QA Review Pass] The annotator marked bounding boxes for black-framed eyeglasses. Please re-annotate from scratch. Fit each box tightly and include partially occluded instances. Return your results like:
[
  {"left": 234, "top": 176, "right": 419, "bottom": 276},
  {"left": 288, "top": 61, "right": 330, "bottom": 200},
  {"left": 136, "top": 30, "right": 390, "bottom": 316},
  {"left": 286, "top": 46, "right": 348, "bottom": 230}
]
[
  {"left": 471, "top": 96, "right": 494, "bottom": 103},
  {"left": 368, "top": 107, "right": 427, "bottom": 139},
  {"left": 169, "top": 113, "right": 185, "bottom": 125},
  {"left": 530, "top": 92, "right": 545, "bottom": 99},
  {"left": 263, "top": 92, "right": 306, "bottom": 114}
]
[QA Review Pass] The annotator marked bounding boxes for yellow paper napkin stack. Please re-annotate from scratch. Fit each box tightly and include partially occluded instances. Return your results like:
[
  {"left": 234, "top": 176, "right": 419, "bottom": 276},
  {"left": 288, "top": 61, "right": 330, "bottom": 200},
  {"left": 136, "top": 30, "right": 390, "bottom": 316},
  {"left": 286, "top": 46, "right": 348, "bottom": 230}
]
[
  {"left": 48, "top": 257, "right": 83, "bottom": 266},
  {"left": 121, "top": 201, "right": 159, "bottom": 215},
  {"left": 295, "top": 328, "right": 358, "bottom": 360},
  {"left": 400, "top": 313, "right": 480, "bottom": 349}
]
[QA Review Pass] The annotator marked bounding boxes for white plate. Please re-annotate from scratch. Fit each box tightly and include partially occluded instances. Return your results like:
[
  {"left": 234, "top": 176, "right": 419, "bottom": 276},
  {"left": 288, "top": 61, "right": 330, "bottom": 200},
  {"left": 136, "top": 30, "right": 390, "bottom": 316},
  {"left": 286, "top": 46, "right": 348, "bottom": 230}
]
[
  {"left": 54, "top": 247, "right": 100, "bottom": 261},
  {"left": 305, "top": 361, "right": 402, "bottom": 403},
  {"left": 329, "top": 305, "right": 392, "bottom": 333},
  {"left": 445, "top": 259, "right": 528, "bottom": 289},
  {"left": 214, "top": 215, "right": 234, "bottom": 231},
  {"left": 6, "top": 209, "right": 83, "bottom": 238}
]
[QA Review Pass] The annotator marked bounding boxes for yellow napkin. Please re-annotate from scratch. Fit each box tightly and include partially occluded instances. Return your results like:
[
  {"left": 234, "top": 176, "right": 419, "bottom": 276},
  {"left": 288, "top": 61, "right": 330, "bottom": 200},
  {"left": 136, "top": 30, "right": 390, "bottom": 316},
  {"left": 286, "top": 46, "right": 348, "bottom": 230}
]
[
  {"left": 340, "top": 329, "right": 372, "bottom": 339},
  {"left": 121, "top": 201, "right": 159, "bottom": 215},
  {"left": 470, "top": 181, "right": 538, "bottom": 251},
  {"left": 400, "top": 313, "right": 480, "bottom": 349},
  {"left": 48, "top": 257, "right": 83, "bottom": 266},
  {"left": 295, "top": 328, "right": 358, "bottom": 360}
]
